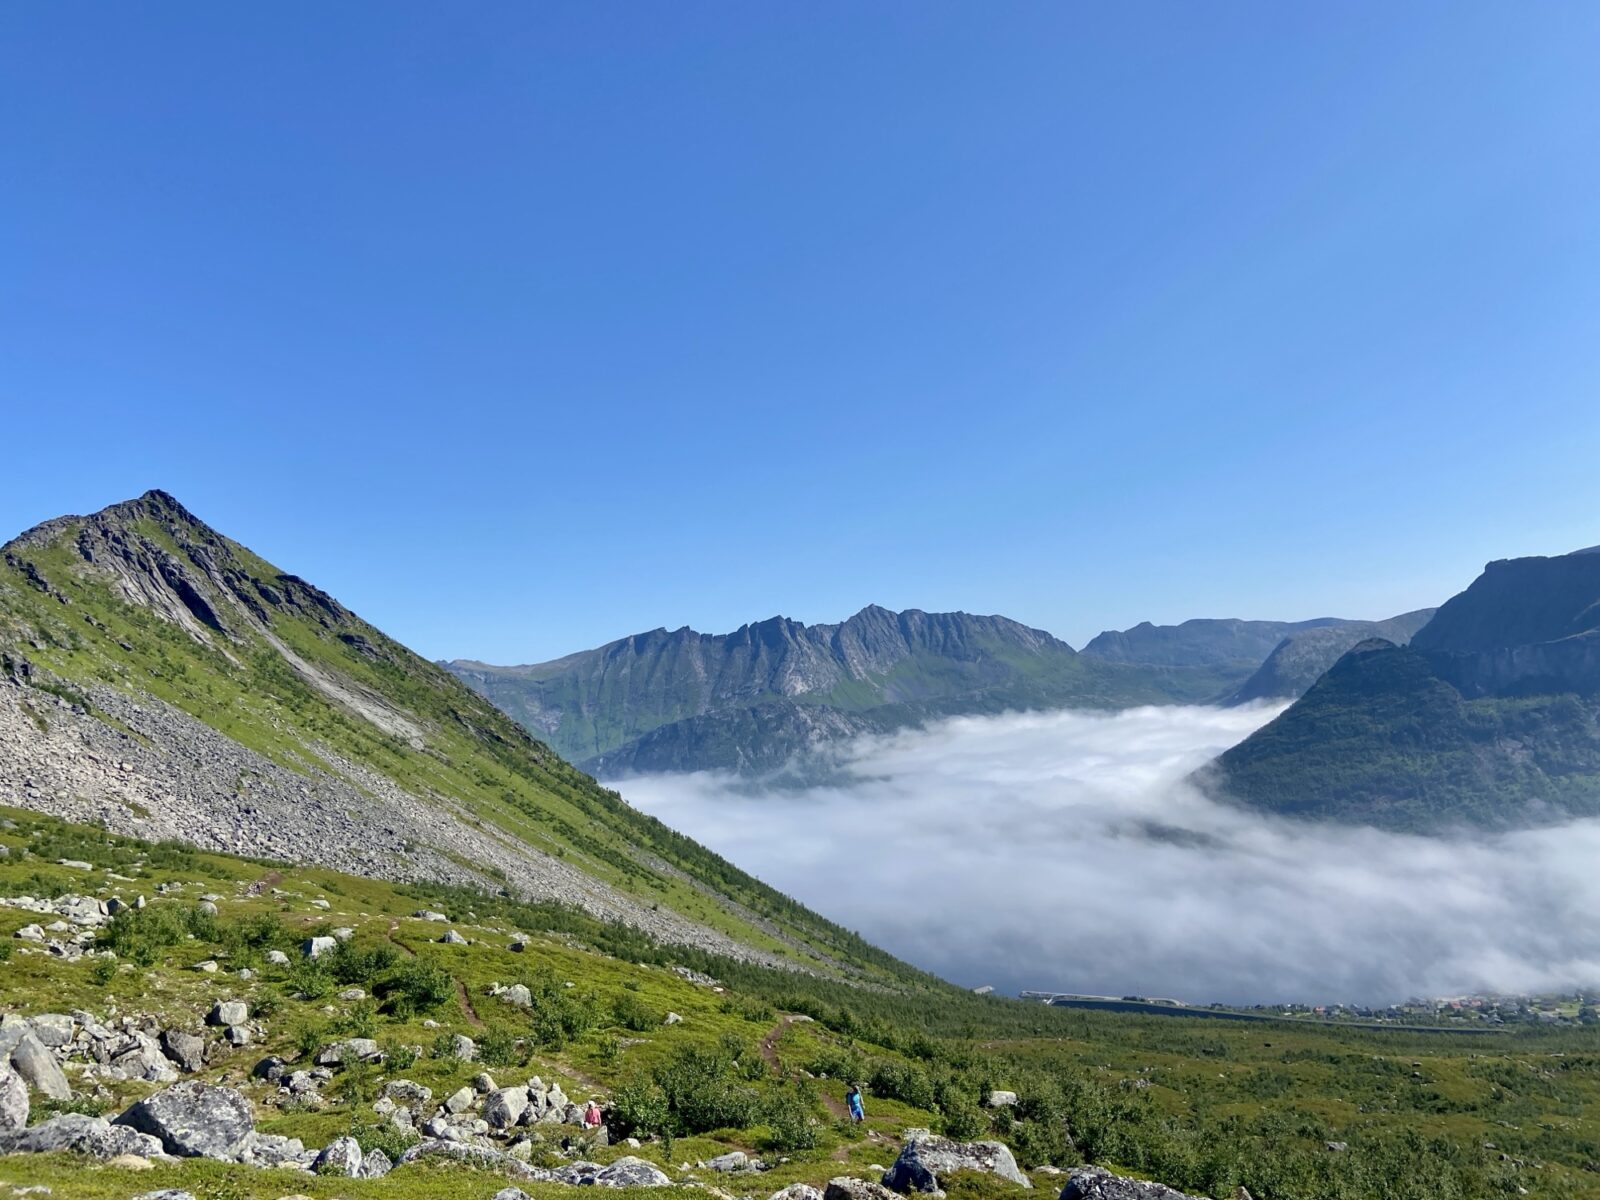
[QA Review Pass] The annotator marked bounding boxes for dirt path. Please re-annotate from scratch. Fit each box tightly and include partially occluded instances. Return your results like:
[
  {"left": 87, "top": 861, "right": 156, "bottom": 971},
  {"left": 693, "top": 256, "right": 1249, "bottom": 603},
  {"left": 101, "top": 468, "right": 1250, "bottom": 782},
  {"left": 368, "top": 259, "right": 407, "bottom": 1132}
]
[
  {"left": 762, "top": 1015, "right": 850, "bottom": 1119},
  {"left": 386, "top": 919, "right": 484, "bottom": 1029}
]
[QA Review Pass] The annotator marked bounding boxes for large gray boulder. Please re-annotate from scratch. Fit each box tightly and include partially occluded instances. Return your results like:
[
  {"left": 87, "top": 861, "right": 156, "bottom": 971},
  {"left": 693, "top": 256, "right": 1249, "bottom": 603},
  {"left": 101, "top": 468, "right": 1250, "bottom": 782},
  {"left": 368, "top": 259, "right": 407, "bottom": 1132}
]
[
  {"left": 312, "top": 1134, "right": 363, "bottom": 1176},
  {"left": 595, "top": 1156, "right": 673, "bottom": 1187},
  {"left": 28, "top": 1014, "right": 75, "bottom": 1048},
  {"left": 485, "top": 1085, "right": 530, "bottom": 1129},
  {"left": 883, "top": 1130, "right": 1032, "bottom": 1194},
  {"left": 1059, "top": 1168, "right": 1208, "bottom": 1200},
  {"left": 0, "top": 1062, "right": 26, "bottom": 1131},
  {"left": 770, "top": 1187, "right": 826, "bottom": 1200},
  {"left": 360, "top": 1146, "right": 393, "bottom": 1177},
  {"left": 10, "top": 1032, "right": 71, "bottom": 1100},
  {"left": 0, "top": 1112, "right": 164, "bottom": 1158},
  {"left": 114, "top": 1081, "right": 255, "bottom": 1159}
]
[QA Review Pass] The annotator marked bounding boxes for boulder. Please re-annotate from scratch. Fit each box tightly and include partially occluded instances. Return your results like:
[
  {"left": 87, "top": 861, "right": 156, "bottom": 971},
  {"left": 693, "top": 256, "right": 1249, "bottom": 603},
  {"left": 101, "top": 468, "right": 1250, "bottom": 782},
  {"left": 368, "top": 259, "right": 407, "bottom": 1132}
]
[
  {"left": 0, "top": 1062, "right": 26, "bottom": 1131},
  {"left": 597, "top": 1157, "right": 674, "bottom": 1187},
  {"left": 243, "top": 1132, "right": 310, "bottom": 1168},
  {"left": 1058, "top": 1168, "right": 1207, "bottom": 1200},
  {"left": 302, "top": 936, "right": 336, "bottom": 959},
  {"left": 440, "top": 929, "right": 468, "bottom": 945},
  {"left": 0, "top": 1112, "right": 164, "bottom": 1158},
  {"left": 160, "top": 1030, "right": 206, "bottom": 1074},
  {"left": 663, "top": 1011, "right": 683, "bottom": 1025},
  {"left": 444, "top": 1085, "right": 476, "bottom": 1113},
  {"left": 312, "top": 1134, "right": 363, "bottom": 1176},
  {"left": 360, "top": 1146, "right": 393, "bottom": 1178},
  {"left": 114, "top": 1081, "right": 255, "bottom": 1160},
  {"left": 416, "top": 910, "right": 450, "bottom": 922},
  {"left": 504, "top": 984, "right": 533, "bottom": 1008},
  {"left": 207, "top": 1000, "right": 249, "bottom": 1027},
  {"left": 11, "top": 1032, "right": 71, "bottom": 1100},
  {"left": 987, "top": 1091, "right": 1019, "bottom": 1108},
  {"left": 827, "top": 1178, "right": 901, "bottom": 1200},
  {"left": 250, "top": 1055, "right": 288, "bottom": 1082},
  {"left": 110, "top": 1031, "right": 181, "bottom": 1082},
  {"left": 396, "top": 1138, "right": 549, "bottom": 1179},
  {"left": 383, "top": 1078, "right": 431, "bottom": 1104},
  {"left": 770, "top": 1188, "right": 826, "bottom": 1200},
  {"left": 28, "top": 1014, "right": 75, "bottom": 1048},
  {"left": 450, "top": 1033, "right": 477, "bottom": 1060},
  {"left": 883, "top": 1130, "right": 1032, "bottom": 1194},
  {"left": 131, "top": 1191, "right": 197, "bottom": 1200},
  {"left": 486, "top": 1086, "right": 530, "bottom": 1129},
  {"left": 709, "top": 1150, "right": 750, "bottom": 1172},
  {"left": 265, "top": 949, "right": 290, "bottom": 965}
]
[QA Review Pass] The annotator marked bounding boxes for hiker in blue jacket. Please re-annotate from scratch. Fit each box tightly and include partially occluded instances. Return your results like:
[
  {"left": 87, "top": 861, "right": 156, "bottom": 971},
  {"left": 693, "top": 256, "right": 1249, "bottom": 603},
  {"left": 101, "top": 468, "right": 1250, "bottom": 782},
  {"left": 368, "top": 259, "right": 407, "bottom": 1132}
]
[{"left": 846, "top": 1083, "right": 866, "bottom": 1123}]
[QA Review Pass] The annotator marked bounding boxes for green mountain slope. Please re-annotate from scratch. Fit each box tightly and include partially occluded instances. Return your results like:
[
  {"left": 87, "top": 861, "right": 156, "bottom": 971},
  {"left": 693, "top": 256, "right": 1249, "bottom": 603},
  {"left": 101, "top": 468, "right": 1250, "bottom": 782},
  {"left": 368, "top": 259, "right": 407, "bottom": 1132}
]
[
  {"left": 446, "top": 607, "right": 1201, "bottom": 776},
  {"left": 0, "top": 490, "right": 899, "bottom": 976},
  {"left": 1204, "top": 549, "right": 1600, "bottom": 832},
  {"left": 1225, "top": 608, "right": 1438, "bottom": 704},
  {"left": 1079, "top": 616, "right": 1351, "bottom": 700}
]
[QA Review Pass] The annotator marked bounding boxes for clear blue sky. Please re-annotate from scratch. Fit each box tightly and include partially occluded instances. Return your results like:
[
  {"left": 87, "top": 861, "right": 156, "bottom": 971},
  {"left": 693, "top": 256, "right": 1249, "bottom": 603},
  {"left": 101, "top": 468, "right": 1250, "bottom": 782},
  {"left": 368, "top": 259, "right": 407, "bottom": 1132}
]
[{"left": 5, "top": 3, "right": 1599, "bottom": 663}]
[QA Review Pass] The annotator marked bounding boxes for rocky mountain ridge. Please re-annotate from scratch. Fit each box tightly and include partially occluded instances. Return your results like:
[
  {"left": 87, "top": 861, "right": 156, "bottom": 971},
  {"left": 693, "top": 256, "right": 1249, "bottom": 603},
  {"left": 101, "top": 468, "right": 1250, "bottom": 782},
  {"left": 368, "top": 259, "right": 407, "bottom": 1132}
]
[
  {"left": 1206, "top": 547, "right": 1600, "bottom": 831},
  {"left": 0, "top": 491, "right": 890, "bottom": 974}
]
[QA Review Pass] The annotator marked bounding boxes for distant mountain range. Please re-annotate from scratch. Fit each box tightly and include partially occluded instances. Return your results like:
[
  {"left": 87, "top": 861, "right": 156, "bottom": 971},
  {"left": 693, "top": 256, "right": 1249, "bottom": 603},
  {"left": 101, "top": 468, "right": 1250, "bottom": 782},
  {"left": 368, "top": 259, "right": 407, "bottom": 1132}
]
[
  {"left": 1204, "top": 547, "right": 1600, "bottom": 832},
  {"left": 445, "top": 607, "right": 1431, "bottom": 777}
]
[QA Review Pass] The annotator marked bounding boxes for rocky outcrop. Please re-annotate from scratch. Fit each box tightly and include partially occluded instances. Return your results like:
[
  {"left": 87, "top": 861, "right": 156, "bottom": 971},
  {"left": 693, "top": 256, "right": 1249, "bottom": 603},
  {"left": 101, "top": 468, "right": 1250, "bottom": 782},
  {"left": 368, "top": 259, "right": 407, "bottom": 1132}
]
[
  {"left": 113, "top": 1081, "right": 255, "bottom": 1159},
  {"left": 10, "top": 1033, "right": 70, "bottom": 1100},
  {"left": 0, "top": 1112, "right": 163, "bottom": 1158},
  {"left": 1058, "top": 1166, "right": 1207, "bottom": 1200},
  {"left": 1227, "top": 609, "right": 1437, "bottom": 704},
  {"left": 882, "top": 1129, "right": 1032, "bottom": 1194}
]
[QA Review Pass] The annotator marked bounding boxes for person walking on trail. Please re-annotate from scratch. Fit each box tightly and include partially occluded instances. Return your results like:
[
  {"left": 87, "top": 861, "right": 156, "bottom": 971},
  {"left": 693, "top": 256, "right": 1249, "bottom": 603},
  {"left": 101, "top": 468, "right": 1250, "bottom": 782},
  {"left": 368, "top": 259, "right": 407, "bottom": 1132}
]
[{"left": 846, "top": 1084, "right": 866, "bottom": 1124}]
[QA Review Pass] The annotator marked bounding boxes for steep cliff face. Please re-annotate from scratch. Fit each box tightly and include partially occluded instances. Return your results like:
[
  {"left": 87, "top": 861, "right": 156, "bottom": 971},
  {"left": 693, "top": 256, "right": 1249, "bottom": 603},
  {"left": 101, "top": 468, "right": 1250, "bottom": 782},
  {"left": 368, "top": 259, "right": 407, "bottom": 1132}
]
[
  {"left": 447, "top": 607, "right": 1184, "bottom": 775},
  {"left": 0, "top": 491, "right": 899, "bottom": 974},
  {"left": 1205, "top": 548, "right": 1600, "bottom": 832}
]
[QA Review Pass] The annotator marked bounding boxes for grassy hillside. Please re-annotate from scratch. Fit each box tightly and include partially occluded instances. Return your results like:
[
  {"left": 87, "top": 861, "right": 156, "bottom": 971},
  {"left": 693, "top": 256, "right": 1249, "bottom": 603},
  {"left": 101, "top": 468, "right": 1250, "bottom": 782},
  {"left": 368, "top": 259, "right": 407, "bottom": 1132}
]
[
  {"left": 4, "top": 807, "right": 1600, "bottom": 1200},
  {"left": 0, "top": 491, "right": 911, "bottom": 977}
]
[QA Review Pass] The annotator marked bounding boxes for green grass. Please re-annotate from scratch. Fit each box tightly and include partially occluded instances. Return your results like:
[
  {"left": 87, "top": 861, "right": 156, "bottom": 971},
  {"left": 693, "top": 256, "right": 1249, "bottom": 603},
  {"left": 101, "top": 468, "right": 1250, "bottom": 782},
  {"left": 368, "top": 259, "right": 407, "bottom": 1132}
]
[{"left": 3, "top": 808, "right": 1600, "bottom": 1200}]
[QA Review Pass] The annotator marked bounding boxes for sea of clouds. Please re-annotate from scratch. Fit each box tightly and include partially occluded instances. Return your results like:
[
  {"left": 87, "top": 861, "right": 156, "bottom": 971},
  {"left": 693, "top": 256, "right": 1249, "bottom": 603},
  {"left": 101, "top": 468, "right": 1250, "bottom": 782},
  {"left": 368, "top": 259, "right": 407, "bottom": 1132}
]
[{"left": 616, "top": 704, "right": 1600, "bottom": 1006}]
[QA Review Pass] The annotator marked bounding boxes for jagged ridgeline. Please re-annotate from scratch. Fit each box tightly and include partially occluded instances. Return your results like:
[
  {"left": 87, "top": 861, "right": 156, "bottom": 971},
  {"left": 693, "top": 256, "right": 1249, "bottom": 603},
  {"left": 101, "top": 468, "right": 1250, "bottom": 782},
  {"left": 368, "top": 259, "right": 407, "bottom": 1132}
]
[
  {"left": 1203, "top": 547, "right": 1600, "bottom": 832},
  {"left": 0, "top": 490, "right": 914, "bottom": 979},
  {"left": 444, "top": 611, "right": 1252, "bottom": 778}
]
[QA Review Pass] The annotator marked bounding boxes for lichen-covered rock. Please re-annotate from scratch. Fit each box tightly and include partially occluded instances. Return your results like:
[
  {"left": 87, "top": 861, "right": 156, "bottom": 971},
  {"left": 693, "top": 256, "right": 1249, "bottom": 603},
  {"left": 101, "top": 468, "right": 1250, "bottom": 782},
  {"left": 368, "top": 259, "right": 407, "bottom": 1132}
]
[
  {"left": 770, "top": 1186, "right": 825, "bottom": 1200},
  {"left": 1059, "top": 1167, "right": 1208, "bottom": 1200},
  {"left": 0, "top": 1112, "right": 164, "bottom": 1158},
  {"left": 360, "top": 1146, "right": 393, "bottom": 1177},
  {"left": 113, "top": 1081, "right": 255, "bottom": 1160},
  {"left": 0, "top": 1061, "right": 26, "bottom": 1131},
  {"left": 709, "top": 1150, "right": 751, "bottom": 1172},
  {"left": 883, "top": 1130, "right": 1032, "bottom": 1194},
  {"left": 159, "top": 1029, "right": 206, "bottom": 1074},
  {"left": 313, "top": 1134, "right": 363, "bottom": 1176}
]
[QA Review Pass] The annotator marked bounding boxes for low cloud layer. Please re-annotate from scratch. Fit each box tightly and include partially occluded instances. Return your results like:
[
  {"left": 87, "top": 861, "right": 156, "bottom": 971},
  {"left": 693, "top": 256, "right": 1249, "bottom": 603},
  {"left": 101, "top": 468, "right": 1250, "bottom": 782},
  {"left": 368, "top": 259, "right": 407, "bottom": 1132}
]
[{"left": 617, "top": 705, "right": 1600, "bottom": 1005}]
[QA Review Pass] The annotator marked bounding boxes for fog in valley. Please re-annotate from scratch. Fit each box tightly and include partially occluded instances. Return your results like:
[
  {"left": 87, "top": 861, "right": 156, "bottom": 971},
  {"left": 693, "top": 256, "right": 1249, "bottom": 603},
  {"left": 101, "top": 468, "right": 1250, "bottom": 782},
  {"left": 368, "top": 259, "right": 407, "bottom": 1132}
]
[{"left": 618, "top": 705, "right": 1600, "bottom": 1006}]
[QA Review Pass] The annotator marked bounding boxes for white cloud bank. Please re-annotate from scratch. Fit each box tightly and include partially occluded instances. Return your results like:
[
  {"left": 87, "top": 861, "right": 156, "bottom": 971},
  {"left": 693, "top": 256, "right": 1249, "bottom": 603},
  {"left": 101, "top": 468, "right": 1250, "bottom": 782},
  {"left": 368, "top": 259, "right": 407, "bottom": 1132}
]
[{"left": 617, "top": 705, "right": 1600, "bottom": 1005}]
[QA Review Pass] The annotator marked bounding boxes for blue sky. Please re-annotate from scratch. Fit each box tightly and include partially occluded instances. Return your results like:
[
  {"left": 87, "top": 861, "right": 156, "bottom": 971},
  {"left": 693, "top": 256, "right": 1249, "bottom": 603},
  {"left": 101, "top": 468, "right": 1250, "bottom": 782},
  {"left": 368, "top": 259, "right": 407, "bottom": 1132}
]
[{"left": 4, "top": 3, "right": 1599, "bottom": 663}]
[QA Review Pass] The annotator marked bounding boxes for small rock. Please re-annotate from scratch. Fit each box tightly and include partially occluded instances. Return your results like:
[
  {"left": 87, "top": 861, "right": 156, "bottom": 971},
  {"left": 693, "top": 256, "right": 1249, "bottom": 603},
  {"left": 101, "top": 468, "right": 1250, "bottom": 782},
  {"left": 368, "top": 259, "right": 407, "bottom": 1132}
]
[{"left": 663, "top": 1011, "right": 683, "bottom": 1025}]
